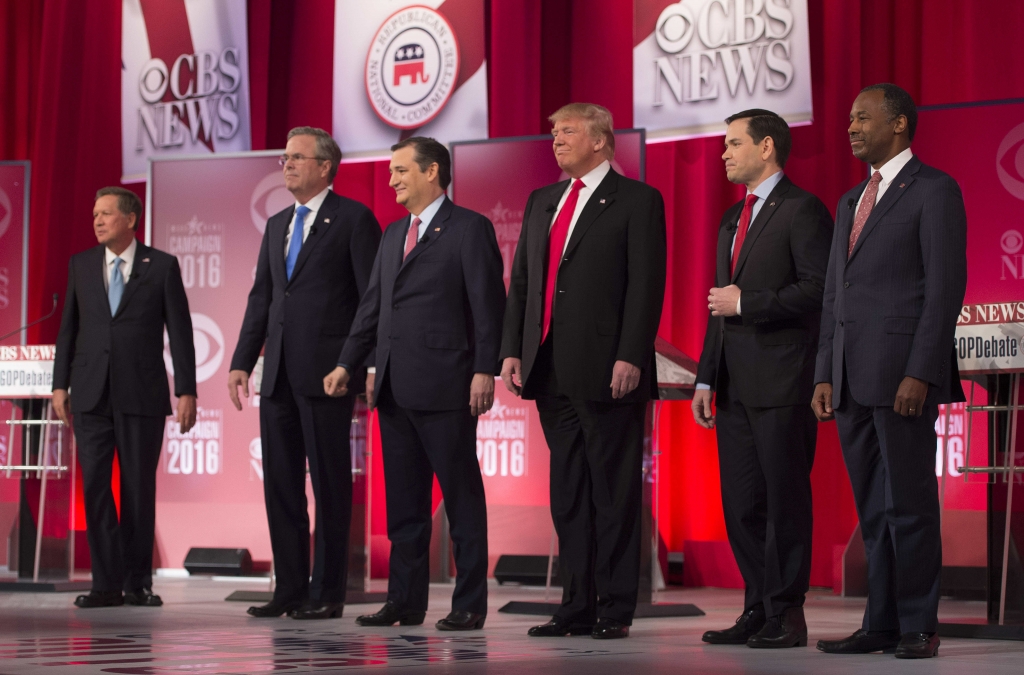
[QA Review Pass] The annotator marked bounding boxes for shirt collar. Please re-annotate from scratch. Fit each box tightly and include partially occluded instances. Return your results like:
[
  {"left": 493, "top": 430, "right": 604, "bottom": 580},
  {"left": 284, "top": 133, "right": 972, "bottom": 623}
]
[
  {"left": 871, "top": 147, "right": 914, "bottom": 185},
  {"left": 106, "top": 237, "right": 137, "bottom": 267},
  {"left": 572, "top": 159, "right": 611, "bottom": 191},
  {"left": 411, "top": 193, "right": 447, "bottom": 228},
  {"left": 295, "top": 186, "right": 331, "bottom": 215},
  {"left": 749, "top": 170, "right": 784, "bottom": 201}
]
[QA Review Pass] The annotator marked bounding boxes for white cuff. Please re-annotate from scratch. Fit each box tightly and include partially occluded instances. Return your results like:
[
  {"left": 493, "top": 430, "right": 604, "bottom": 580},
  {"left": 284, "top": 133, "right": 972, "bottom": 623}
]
[
  {"left": 695, "top": 383, "right": 712, "bottom": 390},
  {"left": 735, "top": 296, "right": 742, "bottom": 316},
  {"left": 367, "top": 367, "right": 376, "bottom": 374}
]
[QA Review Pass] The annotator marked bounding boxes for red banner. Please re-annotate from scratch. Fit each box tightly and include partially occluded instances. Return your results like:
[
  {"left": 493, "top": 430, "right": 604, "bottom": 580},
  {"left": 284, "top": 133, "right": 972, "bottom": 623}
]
[{"left": 0, "top": 162, "right": 28, "bottom": 346}]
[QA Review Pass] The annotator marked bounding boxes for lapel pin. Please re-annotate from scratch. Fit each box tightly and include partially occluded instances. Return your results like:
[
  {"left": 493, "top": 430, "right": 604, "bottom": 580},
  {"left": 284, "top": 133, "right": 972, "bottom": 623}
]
[
  {"left": 599, "top": 199, "right": 606, "bottom": 204},
  {"left": 769, "top": 202, "right": 775, "bottom": 206},
  {"left": 899, "top": 183, "right": 905, "bottom": 188},
  {"left": 434, "top": 227, "right": 441, "bottom": 231},
  {"left": 324, "top": 218, "right": 330, "bottom": 223},
  {"left": 142, "top": 258, "right": 150, "bottom": 263}
]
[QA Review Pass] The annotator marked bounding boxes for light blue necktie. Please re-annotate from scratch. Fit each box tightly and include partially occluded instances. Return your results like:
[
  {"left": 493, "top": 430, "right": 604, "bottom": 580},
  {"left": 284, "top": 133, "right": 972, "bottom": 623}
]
[
  {"left": 286, "top": 205, "right": 311, "bottom": 280},
  {"left": 108, "top": 257, "right": 124, "bottom": 315}
]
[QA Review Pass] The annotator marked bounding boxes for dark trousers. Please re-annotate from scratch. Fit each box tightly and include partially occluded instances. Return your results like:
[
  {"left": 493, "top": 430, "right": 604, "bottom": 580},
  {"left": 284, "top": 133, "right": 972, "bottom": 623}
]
[
  {"left": 259, "top": 366, "right": 354, "bottom": 604},
  {"left": 375, "top": 375, "right": 488, "bottom": 614},
  {"left": 74, "top": 379, "right": 164, "bottom": 593},
  {"left": 530, "top": 339, "right": 646, "bottom": 626},
  {"left": 835, "top": 376, "right": 942, "bottom": 633},
  {"left": 714, "top": 362, "right": 816, "bottom": 618}
]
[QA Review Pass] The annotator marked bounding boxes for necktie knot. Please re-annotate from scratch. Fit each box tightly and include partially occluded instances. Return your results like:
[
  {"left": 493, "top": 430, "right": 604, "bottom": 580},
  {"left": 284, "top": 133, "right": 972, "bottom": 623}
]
[
  {"left": 570, "top": 179, "right": 585, "bottom": 194},
  {"left": 869, "top": 171, "right": 882, "bottom": 184},
  {"left": 744, "top": 193, "right": 758, "bottom": 208},
  {"left": 296, "top": 204, "right": 311, "bottom": 221},
  {"left": 113, "top": 257, "right": 124, "bottom": 271}
]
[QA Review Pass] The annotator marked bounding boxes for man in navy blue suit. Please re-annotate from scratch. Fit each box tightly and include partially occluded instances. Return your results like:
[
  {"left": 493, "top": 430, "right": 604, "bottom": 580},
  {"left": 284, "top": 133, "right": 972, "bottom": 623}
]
[
  {"left": 812, "top": 84, "right": 967, "bottom": 659},
  {"left": 229, "top": 127, "right": 382, "bottom": 620},
  {"left": 325, "top": 137, "right": 505, "bottom": 631}
]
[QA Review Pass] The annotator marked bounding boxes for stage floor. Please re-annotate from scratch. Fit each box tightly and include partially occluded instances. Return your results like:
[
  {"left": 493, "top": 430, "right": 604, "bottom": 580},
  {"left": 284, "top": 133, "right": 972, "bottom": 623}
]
[{"left": 0, "top": 578, "right": 1021, "bottom": 673}]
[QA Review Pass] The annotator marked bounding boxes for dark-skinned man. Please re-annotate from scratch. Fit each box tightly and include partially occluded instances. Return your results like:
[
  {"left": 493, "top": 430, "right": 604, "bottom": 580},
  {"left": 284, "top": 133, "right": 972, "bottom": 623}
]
[
  {"left": 53, "top": 187, "right": 197, "bottom": 609},
  {"left": 694, "top": 110, "right": 833, "bottom": 649},
  {"left": 229, "top": 127, "right": 381, "bottom": 620},
  {"left": 812, "top": 84, "right": 967, "bottom": 659},
  {"left": 500, "top": 103, "right": 666, "bottom": 640},
  {"left": 326, "top": 137, "right": 505, "bottom": 631}
]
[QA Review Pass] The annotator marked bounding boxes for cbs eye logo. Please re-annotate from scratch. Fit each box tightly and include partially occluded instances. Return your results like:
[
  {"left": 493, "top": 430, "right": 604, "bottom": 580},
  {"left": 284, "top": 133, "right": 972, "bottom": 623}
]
[
  {"left": 997, "top": 121, "right": 1024, "bottom": 201},
  {"left": 1002, "top": 230, "right": 1023, "bottom": 255},
  {"left": 0, "top": 186, "right": 11, "bottom": 240},
  {"left": 250, "top": 169, "right": 294, "bottom": 235},
  {"left": 163, "top": 312, "right": 225, "bottom": 383}
]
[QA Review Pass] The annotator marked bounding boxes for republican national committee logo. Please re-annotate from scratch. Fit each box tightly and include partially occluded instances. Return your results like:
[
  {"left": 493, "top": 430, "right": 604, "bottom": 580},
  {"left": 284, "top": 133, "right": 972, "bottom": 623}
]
[{"left": 365, "top": 5, "right": 460, "bottom": 130}]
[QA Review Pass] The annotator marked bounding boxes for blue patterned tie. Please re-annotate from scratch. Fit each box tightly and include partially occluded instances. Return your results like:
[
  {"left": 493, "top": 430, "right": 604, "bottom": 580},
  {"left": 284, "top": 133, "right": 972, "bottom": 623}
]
[
  {"left": 286, "top": 205, "right": 311, "bottom": 280},
  {"left": 108, "top": 257, "right": 124, "bottom": 316}
]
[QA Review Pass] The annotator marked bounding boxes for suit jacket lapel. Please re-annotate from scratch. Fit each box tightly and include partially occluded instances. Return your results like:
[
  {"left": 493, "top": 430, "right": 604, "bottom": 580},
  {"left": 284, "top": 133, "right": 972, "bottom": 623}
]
[
  {"left": 718, "top": 209, "right": 739, "bottom": 287},
  {"left": 113, "top": 242, "right": 152, "bottom": 318},
  {"left": 848, "top": 157, "right": 920, "bottom": 261},
  {"left": 563, "top": 170, "right": 617, "bottom": 259},
  {"left": 89, "top": 246, "right": 113, "bottom": 322},
  {"left": 731, "top": 178, "right": 791, "bottom": 282},
  {"left": 401, "top": 198, "right": 454, "bottom": 270},
  {"left": 269, "top": 210, "right": 290, "bottom": 286},
  {"left": 288, "top": 192, "right": 339, "bottom": 283},
  {"left": 529, "top": 182, "right": 568, "bottom": 272}
]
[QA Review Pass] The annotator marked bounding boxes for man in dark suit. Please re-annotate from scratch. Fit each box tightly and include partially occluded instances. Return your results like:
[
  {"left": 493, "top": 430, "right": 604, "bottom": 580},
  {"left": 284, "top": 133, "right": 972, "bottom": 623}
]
[
  {"left": 324, "top": 137, "right": 505, "bottom": 631},
  {"left": 693, "top": 110, "right": 833, "bottom": 648},
  {"left": 228, "top": 127, "right": 381, "bottom": 620},
  {"left": 813, "top": 84, "right": 967, "bottom": 659},
  {"left": 500, "top": 103, "right": 666, "bottom": 640},
  {"left": 53, "top": 186, "right": 196, "bottom": 608}
]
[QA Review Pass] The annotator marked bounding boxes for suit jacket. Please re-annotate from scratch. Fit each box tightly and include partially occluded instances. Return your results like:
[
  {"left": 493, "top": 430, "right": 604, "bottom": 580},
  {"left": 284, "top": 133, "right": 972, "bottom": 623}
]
[
  {"left": 52, "top": 242, "right": 196, "bottom": 416},
  {"left": 696, "top": 176, "right": 834, "bottom": 407},
  {"left": 814, "top": 156, "right": 967, "bottom": 408},
  {"left": 230, "top": 190, "right": 381, "bottom": 398},
  {"left": 500, "top": 168, "right": 667, "bottom": 403},
  {"left": 338, "top": 197, "right": 506, "bottom": 411}
]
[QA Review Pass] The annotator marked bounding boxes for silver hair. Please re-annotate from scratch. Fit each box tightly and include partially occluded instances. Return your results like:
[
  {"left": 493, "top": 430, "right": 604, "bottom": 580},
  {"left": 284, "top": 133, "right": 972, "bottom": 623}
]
[{"left": 287, "top": 126, "right": 342, "bottom": 181}]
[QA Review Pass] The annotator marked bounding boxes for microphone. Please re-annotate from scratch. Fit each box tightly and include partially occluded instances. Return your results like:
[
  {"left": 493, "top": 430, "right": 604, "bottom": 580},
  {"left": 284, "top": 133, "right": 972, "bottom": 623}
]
[
  {"left": 847, "top": 198, "right": 855, "bottom": 210},
  {"left": 545, "top": 203, "right": 557, "bottom": 213},
  {"left": 310, "top": 225, "right": 318, "bottom": 235},
  {"left": 0, "top": 293, "right": 59, "bottom": 342}
]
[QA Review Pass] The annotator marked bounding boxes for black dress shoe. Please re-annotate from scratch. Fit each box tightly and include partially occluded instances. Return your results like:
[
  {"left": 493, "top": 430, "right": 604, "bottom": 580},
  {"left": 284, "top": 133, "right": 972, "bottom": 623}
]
[
  {"left": 591, "top": 618, "right": 629, "bottom": 639},
  {"left": 747, "top": 607, "right": 807, "bottom": 648},
  {"left": 124, "top": 588, "right": 163, "bottom": 607},
  {"left": 816, "top": 629, "right": 902, "bottom": 654},
  {"left": 436, "top": 610, "right": 485, "bottom": 631},
  {"left": 290, "top": 602, "right": 344, "bottom": 620},
  {"left": 895, "top": 632, "right": 939, "bottom": 659},
  {"left": 702, "top": 608, "right": 766, "bottom": 644},
  {"left": 356, "top": 601, "right": 426, "bottom": 627},
  {"left": 74, "top": 590, "right": 124, "bottom": 608},
  {"left": 247, "top": 599, "right": 304, "bottom": 618},
  {"left": 528, "top": 618, "right": 594, "bottom": 637}
]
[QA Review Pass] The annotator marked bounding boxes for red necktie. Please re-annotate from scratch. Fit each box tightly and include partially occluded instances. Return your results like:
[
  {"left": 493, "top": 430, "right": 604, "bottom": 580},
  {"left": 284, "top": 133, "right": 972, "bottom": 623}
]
[
  {"left": 404, "top": 216, "right": 421, "bottom": 260},
  {"left": 730, "top": 193, "right": 759, "bottom": 276},
  {"left": 541, "top": 179, "right": 585, "bottom": 342},
  {"left": 848, "top": 172, "right": 883, "bottom": 257}
]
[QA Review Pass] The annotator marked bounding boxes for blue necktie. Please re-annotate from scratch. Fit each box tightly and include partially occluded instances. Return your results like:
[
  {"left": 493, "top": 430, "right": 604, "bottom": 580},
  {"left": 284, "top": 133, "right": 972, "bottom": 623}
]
[
  {"left": 108, "top": 257, "right": 124, "bottom": 315},
  {"left": 286, "top": 205, "right": 311, "bottom": 280}
]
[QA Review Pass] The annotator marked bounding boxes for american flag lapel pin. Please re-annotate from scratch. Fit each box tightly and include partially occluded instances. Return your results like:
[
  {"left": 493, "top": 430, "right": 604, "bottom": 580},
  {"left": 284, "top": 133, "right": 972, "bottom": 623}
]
[
  {"left": 899, "top": 183, "right": 905, "bottom": 188},
  {"left": 599, "top": 198, "right": 606, "bottom": 204},
  {"left": 769, "top": 202, "right": 775, "bottom": 206},
  {"left": 142, "top": 258, "right": 150, "bottom": 263},
  {"left": 434, "top": 227, "right": 441, "bottom": 231},
  {"left": 324, "top": 218, "right": 330, "bottom": 223}
]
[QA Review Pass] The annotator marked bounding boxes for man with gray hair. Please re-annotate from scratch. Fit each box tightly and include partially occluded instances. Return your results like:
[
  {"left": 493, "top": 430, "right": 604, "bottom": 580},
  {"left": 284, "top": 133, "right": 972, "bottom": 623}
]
[
  {"left": 500, "top": 103, "right": 667, "bottom": 639},
  {"left": 229, "top": 126, "right": 382, "bottom": 620}
]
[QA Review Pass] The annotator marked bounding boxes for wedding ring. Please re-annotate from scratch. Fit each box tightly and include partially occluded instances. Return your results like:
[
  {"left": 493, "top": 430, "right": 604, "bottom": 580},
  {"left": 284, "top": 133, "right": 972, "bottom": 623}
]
[{"left": 708, "top": 302, "right": 713, "bottom": 309}]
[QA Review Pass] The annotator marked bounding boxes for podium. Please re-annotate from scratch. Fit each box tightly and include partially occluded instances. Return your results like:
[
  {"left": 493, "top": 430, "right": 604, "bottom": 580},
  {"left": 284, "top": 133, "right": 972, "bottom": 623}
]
[{"left": 0, "top": 346, "right": 90, "bottom": 592}]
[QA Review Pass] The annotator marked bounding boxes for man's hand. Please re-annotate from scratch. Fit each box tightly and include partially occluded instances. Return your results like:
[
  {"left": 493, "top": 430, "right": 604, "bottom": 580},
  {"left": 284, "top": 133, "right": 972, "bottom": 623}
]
[
  {"left": 177, "top": 394, "right": 197, "bottom": 433},
  {"left": 364, "top": 371, "right": 376, "bottom": 410},
  {"left": 691, "top": 389, "right": 715, "bottom": 429},
  {"left": 894, "top": 376, "right": 928, "bottom": 417},
  {"left": 812, "top": 383, "right": 834, "bottom": 421},
  {"left": 470, "top": 373, "right": 495, "bottom": 417},
  {"left": 500, "top": 357, "right": 522, "bottom": 397},
  {"left": 324, "top": 367, "right": 351, "bottom": 398},
  {"left": 53, "top": 389, "right": 71, "bottom": 426},
  {"left": 610, "top": 360, "right": 641, "bottom": 399},
  {"left": 708, "top": 285, "right": 741, "bottom": 317},
  {"left": 227, "top": 370, "right": 250, "bottom": 411}
]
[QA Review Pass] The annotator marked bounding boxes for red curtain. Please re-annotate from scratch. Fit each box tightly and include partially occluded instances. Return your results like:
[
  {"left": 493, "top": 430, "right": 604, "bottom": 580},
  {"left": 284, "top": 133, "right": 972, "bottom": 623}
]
[{"left": 4, "top": 0, "right": 1024, "bottom": 587}]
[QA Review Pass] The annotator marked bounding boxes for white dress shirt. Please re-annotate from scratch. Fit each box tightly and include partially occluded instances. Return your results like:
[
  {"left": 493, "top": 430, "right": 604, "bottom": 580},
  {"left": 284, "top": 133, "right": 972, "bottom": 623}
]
[
  {"left": 103, "top": 237, "right": 137, "bottom": 291},
  {"left": 405, "top": 193, "right": 447, "bottom": 242},
  {"left": 284, "top": 187, "right": 330, "bottom": 258},
  {"left": 551, "top": 159, "right": 612, "bottom": 254},
  {"left": 856, "top": 147, "right": 913, "bottom": 212}
]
